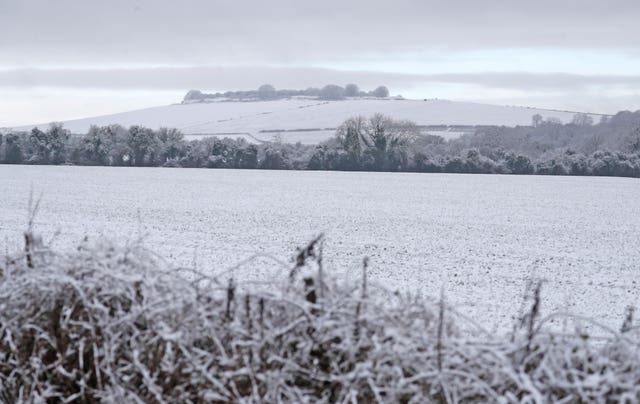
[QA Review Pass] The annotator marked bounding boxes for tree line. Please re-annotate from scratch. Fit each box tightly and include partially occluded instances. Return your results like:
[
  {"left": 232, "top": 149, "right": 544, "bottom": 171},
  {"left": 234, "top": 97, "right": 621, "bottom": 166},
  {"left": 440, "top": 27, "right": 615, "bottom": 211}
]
[
  {"left": 1, "top": 110, "right": 640, "bottom": 178},
  {"left": 184, "top": 83, "right": 390, "bottom": 102}
]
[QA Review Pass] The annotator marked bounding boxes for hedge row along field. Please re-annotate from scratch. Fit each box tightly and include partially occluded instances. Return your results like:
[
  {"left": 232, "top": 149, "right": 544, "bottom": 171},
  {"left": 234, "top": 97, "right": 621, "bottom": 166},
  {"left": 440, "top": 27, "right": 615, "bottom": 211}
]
[{"left": 2, "top": 110, "right": 640, "bottom": 178}]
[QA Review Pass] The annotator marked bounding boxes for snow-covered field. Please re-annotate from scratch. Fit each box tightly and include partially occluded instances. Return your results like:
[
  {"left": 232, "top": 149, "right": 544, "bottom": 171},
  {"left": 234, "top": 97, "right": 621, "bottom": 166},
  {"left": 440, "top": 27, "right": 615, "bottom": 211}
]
[
  {"left": 1, "top": 165, "right": 638, "bottom": 333},
  {"left": 13, "top": 98, "right": 601, "bottom": 144}
]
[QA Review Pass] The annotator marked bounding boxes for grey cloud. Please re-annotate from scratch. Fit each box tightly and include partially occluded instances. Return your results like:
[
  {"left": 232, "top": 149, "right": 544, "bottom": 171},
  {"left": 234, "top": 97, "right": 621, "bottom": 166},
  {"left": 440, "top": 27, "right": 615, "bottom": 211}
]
[
  {"left": 423, "top": 72, "right": 640, "bottom": 91},
  {"left": 1, "top": 66, "right": 639, "bottom": 94},
  {"left": 0, "top": 0, "right": 639, "bottom": 65},
  {"left": 0, "top": 66, "right": 413, "bottom": 90}
]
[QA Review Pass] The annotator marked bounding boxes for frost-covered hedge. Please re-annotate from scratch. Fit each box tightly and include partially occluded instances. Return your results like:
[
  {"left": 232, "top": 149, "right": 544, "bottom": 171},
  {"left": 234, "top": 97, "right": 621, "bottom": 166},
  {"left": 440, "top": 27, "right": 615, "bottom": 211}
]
[{"left": 0, "top": 232, "right": 639, "bottom": 402}]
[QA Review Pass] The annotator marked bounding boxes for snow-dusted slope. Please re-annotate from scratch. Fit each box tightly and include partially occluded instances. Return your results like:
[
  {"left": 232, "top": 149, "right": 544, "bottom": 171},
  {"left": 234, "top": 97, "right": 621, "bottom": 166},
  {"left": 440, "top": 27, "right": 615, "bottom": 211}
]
[{"left": 15, "top": 98, "right": 600, "bottom": 143}]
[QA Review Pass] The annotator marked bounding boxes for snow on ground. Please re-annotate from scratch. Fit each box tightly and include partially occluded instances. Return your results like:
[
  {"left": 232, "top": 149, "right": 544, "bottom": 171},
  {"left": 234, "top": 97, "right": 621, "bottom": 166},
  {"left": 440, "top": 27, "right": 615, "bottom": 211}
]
[
  {"left": 1, "top": 165, "right": 638, "bottom": 334},
  {"left": 13, "top": 98, "right": 601, "bottom": 144}
]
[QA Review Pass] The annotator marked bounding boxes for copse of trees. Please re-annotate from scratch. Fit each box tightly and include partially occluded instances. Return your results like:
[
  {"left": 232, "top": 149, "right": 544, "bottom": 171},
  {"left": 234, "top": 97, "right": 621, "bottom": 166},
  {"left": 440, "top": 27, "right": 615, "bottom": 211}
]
[
  {"left": 319, "top": 84, "right": 346, "bottom": 100},
  {"left": 183, "top": 84, "right": 392, "bottom": 102},
  {"left": 26, "top": 123, "right": 69, "bottom": 165},
  {"left": 344, "top": 83, "right": 359, "bottom": 97},
  {"left": 257, "top": 84, "right": 277, "bottom": 100},
  {"left": 371, "top": 86, "right": 389, "bottom": 98},
  {"left": 2, "top": 110, "right": 640, "bottom": 178}
]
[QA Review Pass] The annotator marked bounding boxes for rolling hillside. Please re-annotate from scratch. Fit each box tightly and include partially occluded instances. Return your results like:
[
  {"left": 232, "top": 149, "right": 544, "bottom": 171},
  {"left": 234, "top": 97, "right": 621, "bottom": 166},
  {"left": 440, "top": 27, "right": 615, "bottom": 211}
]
[{"left": 13, "top": 98, "right": 604, "bottom": 144}]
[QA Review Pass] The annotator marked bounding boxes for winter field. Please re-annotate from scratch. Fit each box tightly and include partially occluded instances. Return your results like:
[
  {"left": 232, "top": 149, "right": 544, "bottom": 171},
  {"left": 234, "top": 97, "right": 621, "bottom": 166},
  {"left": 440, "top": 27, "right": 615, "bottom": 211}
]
[
  {"left": 1, "top": 165, "right": 638, "bottom": 334},
  {"left": 10, "top": 98, "right": 602, "bottom": 144}
]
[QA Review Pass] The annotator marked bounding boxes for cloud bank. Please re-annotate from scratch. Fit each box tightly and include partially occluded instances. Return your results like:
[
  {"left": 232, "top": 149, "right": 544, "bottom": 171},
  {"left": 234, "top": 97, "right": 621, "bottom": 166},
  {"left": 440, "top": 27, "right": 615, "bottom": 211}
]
[
  {"left": 1, "top": 0, "right": 639, "bottom": 65},
  {"left": 2, "top": 66, "right": 639, "bottom": 95}
]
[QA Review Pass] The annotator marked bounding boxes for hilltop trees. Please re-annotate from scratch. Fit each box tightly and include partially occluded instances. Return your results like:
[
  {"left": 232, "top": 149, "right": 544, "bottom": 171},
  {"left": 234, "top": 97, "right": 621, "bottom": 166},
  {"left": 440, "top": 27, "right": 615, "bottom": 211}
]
[
  {"left": 257, "top": 84, "right": 277, "bottom": 100},
  {"left": 320, "top": 84, "right": 392, "bottom": 100},
  {"left": 182, "top": 84, "right": 391, "bottom": 102},
  {"left": 372, "top": 86, "right": 390, "bottom": 98},
  {"left": 345, "top": 83, "right": 360, "bottom": 97},
  {"left": 319, "top": 85, "right": 346, "bottom": 100},
  {"left": 183, "top": 90, "right": 205, "bottom": 102}
]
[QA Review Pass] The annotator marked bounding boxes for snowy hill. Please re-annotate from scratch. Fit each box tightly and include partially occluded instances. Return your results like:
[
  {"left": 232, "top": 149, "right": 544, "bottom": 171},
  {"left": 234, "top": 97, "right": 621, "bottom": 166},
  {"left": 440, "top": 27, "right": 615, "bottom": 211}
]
[{"left": 14, "top": 98, "right": 604, "bottom": 144}]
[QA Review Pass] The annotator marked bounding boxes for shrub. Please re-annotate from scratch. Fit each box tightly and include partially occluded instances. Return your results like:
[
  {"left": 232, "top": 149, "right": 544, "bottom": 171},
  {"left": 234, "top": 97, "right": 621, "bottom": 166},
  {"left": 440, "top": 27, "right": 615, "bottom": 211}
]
[{"left": 507, "top": 154, "right": 534, "bottom": 174}]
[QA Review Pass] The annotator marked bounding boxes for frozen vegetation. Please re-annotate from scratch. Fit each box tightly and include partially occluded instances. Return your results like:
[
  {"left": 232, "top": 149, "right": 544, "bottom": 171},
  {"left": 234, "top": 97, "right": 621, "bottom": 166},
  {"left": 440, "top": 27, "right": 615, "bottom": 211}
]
[{"left": 1, "top": 226, "right": 639, "bottom": 402}]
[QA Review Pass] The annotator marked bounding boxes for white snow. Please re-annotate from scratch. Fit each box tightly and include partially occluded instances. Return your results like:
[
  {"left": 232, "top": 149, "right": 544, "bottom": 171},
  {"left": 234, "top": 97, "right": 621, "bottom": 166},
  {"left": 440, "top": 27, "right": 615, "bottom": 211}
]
[
  {"left": 1, "top": 165, "right": 637, "bottom": 334},
  {"left": 12, "top": 98, "right": 601, "bottom": 144}
]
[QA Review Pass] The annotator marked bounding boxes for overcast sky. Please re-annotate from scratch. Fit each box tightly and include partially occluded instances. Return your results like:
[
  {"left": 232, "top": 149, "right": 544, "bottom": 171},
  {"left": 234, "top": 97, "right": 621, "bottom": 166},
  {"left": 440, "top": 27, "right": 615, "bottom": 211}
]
[{"left": 1, "top": 0, "right": 640, "bottom": 126}]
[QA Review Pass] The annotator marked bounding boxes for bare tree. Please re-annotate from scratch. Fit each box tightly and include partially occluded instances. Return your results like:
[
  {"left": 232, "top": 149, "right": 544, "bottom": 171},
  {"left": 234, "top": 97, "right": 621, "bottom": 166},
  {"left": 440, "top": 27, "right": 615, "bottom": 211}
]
[
  {"left": 572, "top": 113, "right": 594, "bottom": 126},
  {"left": 335, "top": 114, "right": 419, "bottom": 169},
  {"left": 627, "top": 127, "right": 640, "bottom": 153},
  {"left": 584, "top": 132, "right": 605, "bottom": 154},
  {"left": 531, "top": 114, "right": 543, "bottom": 128}
]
